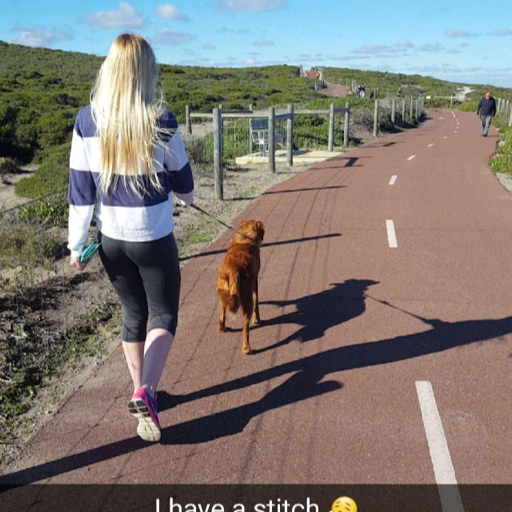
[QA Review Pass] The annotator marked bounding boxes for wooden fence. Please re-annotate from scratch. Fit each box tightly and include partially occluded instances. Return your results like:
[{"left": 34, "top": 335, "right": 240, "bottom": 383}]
[{"left": 186, "top": 98, "right": 425, "bottom": 200}]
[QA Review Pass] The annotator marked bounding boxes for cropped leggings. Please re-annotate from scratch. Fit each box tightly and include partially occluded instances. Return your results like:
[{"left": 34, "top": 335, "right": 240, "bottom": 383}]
[{"left": 99, "top": 232, "right": 180, "bottom": 342}]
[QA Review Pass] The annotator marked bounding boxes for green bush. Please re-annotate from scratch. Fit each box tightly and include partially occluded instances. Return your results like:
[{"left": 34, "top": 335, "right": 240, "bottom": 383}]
[
  {"left": 458, "top": 101, "right": 478, "bottom": 113},
  {"left": 15, "top": 143, "right": 70, "bottom": 197},
  {"left": 18, "top": 194, "right": 68, "bottom": 226},
  {"left": 490, "top": 114, "right": 512, "bottom": 174}
]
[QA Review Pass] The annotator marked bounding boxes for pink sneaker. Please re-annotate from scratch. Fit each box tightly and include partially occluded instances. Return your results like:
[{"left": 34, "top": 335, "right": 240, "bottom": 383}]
[{"left": 128, "top": 387, "right": 161, "bottom": 442}]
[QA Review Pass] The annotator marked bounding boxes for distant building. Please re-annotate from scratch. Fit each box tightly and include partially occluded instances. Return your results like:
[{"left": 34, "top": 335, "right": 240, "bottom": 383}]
[
  {"left": 301, "top": 67, "right": 324, "bottom": 81},
  {"left": 305, "top": 70, "right": 320, "bottom": 79}
]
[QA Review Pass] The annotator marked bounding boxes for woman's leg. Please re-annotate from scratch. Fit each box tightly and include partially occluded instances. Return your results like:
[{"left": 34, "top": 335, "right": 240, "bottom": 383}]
[
  {"left": 141, "top": 329, "right": 174, "bottom": 397},
  {"left": 99, "top": 235, "right": 149, "bottom": 393},
  {"left": 132, "top": 234, "right": 181, "bottom": 397},
  {"left": 122, "top": 341, "right": 145, "bottom": 392}
]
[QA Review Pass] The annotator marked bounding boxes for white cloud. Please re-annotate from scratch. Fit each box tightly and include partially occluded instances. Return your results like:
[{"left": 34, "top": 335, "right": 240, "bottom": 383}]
[
  {"left": 155, "top": 4, "right": 188, "bottom": 21},
  {"left": 253, "top": 39, "right": 274, "bottom": 46},
  {"left": 217, "top": 0, "right": 283, "bottom": 12},
  {"left": 445, "top": 29, "right": 480, "bottom": 38},
  {"left": 494, "top": 28, "right": 512, "bottom": 36},
  {"left": 350, "top": 40, "right": 413, "bottom": 57},
  {"left": 203, "top": 43, "right": 215, "bottom": 50},
  {"left": 418, "top": 43, "right": 444, "bottom": 52},
  {"left": 395, "top": 40, "right": 414, "bottom": 49},
  {"left": 246, "top": 58, "right": 256, "bottom": 65},
  {"left": 153, "top": 28, "right": 195, "bottom": 45},
  {"left": 198, "top": 59, "right": 216, "bottom": 67},
  {"left": 86, "top": 2, "right": 144, "bottom": 29},
  {"left": 10, "top": 26, "right": 72, "bottom": 48},
  {"left": 217, "top": 26, "right": 249, "bottom": 34}
]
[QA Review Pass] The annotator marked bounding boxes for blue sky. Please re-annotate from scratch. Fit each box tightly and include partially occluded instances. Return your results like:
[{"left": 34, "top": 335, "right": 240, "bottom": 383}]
[{"left": 1, "top": 0, "right": 512, "bottom": 87}]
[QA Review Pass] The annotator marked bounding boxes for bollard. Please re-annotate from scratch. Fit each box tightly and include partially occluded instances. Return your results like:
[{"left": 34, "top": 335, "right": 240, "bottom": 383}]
[
  {"left": 391, "top": 99, "right": 396, "bottom": 125},
  {"left": 344, "top": 103, "right": 350, "bottom": 147},
  {"left": 287, "top": 103, "right": 294, "bottom": 167},
  {"left": 328, "top": 103, "right": 335, "bottom": 151},
  {"left": 213, "top": 108, "right": 223, "bottom": 200},
  {"left": 185, "top": 105, "right": 192, "bottom": 136},
  {"left": 373, "top": 100, "right": 378, "bottom": 137},
  {"left": 268, "top": 107, "right": 276, "bottom": 174}
]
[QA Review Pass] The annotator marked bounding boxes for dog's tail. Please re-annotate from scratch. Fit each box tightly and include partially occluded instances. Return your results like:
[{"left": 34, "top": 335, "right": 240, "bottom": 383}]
[{"left": 216, "top": 268, "right": 240, "bottom": 314}]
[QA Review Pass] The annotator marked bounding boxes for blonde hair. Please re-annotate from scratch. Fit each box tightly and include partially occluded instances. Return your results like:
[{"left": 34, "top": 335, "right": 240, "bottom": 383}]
[{"left": 91, "top": 33, "right": 164, "bottom": 195}]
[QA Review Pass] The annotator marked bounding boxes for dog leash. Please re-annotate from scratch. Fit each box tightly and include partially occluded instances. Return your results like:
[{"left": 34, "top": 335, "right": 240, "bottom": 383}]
[{"left": 189, "top": 203, "right": 256, "bottom": 242}]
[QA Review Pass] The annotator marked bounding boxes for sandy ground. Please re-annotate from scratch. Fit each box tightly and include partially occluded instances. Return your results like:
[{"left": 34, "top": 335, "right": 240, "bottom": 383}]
[
  {"left": 319, "top": 82, "right": 350, "bottom": 98},
  {"left": 0, "top": 165, "right": 38, "bottom": 212}
]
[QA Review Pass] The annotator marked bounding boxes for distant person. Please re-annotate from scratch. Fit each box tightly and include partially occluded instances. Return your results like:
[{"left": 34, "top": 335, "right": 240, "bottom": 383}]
[
  {"left": 67, "top": 34, "right": 194, "bottom": 442},
  {"left": 476, "top": 91, "right": 497, "bottom": 137},
  {"left": 397, "top": 86, "right": 402, "bottom": 98},
  {"left": 361, "top": 84, "right": 366, "bottom": 98}
]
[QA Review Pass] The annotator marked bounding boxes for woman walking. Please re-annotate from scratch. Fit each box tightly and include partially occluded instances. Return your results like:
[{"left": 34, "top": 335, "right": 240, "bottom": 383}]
[{"left": 67, "top": 34, "right": 194, "bottom": 442}]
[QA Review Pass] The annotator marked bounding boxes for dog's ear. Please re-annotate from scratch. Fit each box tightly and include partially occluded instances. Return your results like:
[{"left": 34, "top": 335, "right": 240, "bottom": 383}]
[{"left": 256, "top": 221, "right": 265, "bottom": 241}]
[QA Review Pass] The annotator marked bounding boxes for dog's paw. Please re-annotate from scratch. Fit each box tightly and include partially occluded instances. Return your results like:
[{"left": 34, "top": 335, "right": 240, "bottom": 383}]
[
  {"left": 242, "top": 344, "right": 252, "bottom": 355},
  {"left": 218, "top": 324, "right": 226, "bottom": 333}
]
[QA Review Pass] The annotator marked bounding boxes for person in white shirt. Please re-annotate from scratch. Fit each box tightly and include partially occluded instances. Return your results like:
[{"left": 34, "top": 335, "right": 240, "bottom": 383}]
[{"left": 68, "top": 33, "right": 194, "bottom": 442}]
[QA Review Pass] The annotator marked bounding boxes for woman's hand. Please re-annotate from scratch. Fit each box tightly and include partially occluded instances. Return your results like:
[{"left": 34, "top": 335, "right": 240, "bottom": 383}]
[{"left": 70, "top": 256, "right": 88, "bottom": 271}]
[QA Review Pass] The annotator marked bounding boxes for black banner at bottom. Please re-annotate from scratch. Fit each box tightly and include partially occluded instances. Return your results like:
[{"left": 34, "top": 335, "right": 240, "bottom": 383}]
[{"left": 1, "top": 485, "right": 510, "bottom": 512}]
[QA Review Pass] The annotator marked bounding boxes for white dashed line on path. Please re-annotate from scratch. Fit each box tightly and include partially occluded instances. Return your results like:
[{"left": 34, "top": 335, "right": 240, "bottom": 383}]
[
  {"left": 428, "top": 143, "right": 434, "bottom": 147},
  {"left": 444, "top": 136, "right": 448, "bottom": 139},
  {"left": 416, "top": 381, "right": 465, "bottom": 512},
  {"left": 389, "top": 175, "right": 397, "bottom": 185},
  {"left": 407, "top": 155, "right": 416, "bottom": 161},
  {"left": 386, "top": 220, "right": 398, "bottom": 248}
]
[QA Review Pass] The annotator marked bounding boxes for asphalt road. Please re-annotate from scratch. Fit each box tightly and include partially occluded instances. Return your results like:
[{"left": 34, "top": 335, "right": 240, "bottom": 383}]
[{"left": 2, "top": 110, "right": 511, "bottom": 495}]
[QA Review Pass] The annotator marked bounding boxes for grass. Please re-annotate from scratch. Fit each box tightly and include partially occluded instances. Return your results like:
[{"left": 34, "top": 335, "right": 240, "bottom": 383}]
[
  {"left": 490, "top": 113, "right": 512, "bottom": 175},
  {"left": 0, "top": 299, "right": 120, "bottom": 446}
]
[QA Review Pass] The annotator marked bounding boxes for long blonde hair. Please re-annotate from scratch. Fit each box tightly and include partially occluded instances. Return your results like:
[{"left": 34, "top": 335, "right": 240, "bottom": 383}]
[{"left": 91, "top": 33, "right": 164, "bottom": 195}]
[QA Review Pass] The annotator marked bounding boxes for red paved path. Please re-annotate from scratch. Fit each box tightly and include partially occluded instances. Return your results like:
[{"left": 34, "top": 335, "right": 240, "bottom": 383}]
[{"left": 2, "top": 110, "right": 511, "bottom": 488}]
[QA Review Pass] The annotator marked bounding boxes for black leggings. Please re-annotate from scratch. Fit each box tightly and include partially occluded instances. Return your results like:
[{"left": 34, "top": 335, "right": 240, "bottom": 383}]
[{"left": 99, "top": 232, "right": 180, "bottom": 342}]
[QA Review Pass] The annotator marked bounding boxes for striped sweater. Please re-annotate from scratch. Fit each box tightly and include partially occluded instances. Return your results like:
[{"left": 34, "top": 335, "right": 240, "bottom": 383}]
[{"left": 67, "top": 106, "right": 194, "bottom": 257}]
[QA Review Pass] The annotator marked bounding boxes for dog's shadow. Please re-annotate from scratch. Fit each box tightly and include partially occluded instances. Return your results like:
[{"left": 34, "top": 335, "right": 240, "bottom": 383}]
[{"left": 225, "top": 279, "right": 378, "bottom": 355}]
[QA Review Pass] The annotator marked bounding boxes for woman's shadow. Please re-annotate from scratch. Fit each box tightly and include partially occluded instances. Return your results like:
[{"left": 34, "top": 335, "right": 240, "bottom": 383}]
[{"left": 252, "top": 279, "right": 379, "bottom": 354}]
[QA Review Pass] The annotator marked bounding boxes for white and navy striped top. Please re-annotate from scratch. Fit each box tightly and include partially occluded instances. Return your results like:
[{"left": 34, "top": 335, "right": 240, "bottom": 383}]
[{"left": 67, "top": 106, "right": 194, "bottom": 257}]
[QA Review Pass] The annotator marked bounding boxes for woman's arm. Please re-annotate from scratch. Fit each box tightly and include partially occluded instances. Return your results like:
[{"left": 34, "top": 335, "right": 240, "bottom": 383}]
[
  {"left": 163, "top": 118, "right": 194, "bottom": 207},
  {"left": 68, "top": 112, "right": 97, "bottom": 269}
]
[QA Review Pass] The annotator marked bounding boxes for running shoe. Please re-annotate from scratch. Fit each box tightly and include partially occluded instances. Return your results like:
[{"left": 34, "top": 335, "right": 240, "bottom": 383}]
[{"left": 128, "top": 387, "right": 161, "bottom": 442}]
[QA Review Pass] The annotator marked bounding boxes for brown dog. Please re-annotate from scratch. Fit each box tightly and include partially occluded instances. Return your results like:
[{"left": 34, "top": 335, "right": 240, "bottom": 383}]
[{"left": 216, "top": 220, "right": 265, "bottom": 354}]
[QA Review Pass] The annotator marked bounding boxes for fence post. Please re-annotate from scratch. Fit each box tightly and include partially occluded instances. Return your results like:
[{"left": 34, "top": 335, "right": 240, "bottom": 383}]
[
  {"left": 219, "top": 104, "right": 223, "bottom": 164},
  {"left": 402, "top": 100, "right": 406, "bottom": 127},
  {"left": 268, "top": 107, "right": 276, "bottom": 174},
  {"left": 509, "top": 104, "right": 512, "bottom": 127},
  {"left": 213, "top": 108, "right": 223, "bottom": 200},
  {"left": 185, "top": 105, "right": 192, "bottom": 137},
  {"left": 450, "top": 95, "right": 453, "bottom": 107},
  {"left": 391, "top": 99, "right": 396, "bottom": 126},
  {"left": 248, "top": 103, "right": 253, "bottom": 154},
  {"left": 415, "top": 99, "right": 419, "bottom": 121},
  {"left": 328, "top": 103, "right": 335, "bottom": 151},
  {"left": 287, "top": 103, "right": 294, "bottom": 167},
  {"left": 410, "top": 97, "right": 414, "bottom": 120},
  {"left": 344, "top": 102, "right": 350, "bottom": 147},
  {"left": 373, "top": 100, "right": 378, "bottom": 137}
]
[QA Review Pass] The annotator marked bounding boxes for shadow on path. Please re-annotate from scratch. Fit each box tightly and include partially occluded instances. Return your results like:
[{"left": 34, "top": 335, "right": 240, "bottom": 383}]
[
  {"left": 179, "top": 233, "right": 341, "bottom": 262},
  {"left": 3, "top": 278, "right": 511, "bottom": 484}
]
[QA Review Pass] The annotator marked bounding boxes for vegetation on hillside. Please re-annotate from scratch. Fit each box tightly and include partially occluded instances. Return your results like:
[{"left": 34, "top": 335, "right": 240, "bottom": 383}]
[{"left": 1, "top": 41, "right": 510, "bottom": 200}]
